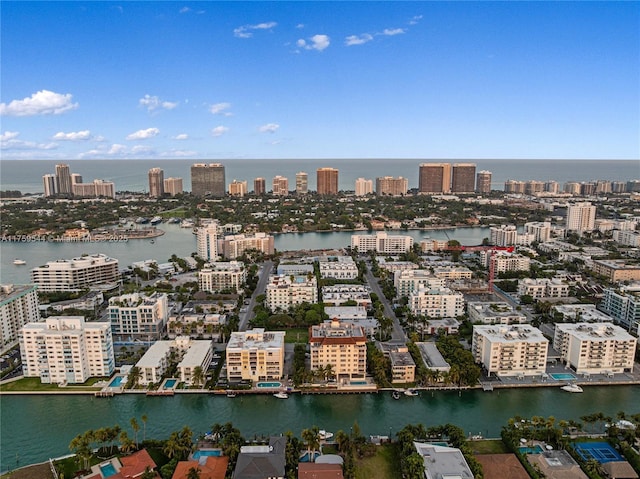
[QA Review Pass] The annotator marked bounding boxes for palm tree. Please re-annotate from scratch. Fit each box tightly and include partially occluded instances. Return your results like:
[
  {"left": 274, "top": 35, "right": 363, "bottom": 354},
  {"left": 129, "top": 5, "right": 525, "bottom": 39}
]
[
  {"left": 186, "top": 467, "right": 201, "bottom": 479},
  {"left": 192, "top": 366, "right": 204, "bottom": 389},
  {"left": 334, "top": 430, "right": 352, "bottom": 455},
  {"left": 120, "top": 431, "right": 135, "bottom": 454},
  {"left": 130, "top": 417, "right": 140, "bottom": 449},
  {"left": 141, "top": 414, "right": 148, "bottom": 442},
  {"left": 301, "top": 426, "right": 320, "bottom": 460}
]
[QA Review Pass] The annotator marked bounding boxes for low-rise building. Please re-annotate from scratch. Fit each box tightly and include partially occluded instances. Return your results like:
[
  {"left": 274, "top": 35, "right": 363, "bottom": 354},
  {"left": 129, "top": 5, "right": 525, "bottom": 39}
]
[
  {"left": 480, "top": 251, "right": 531, "bottom": 273},
  {"left": 1, "top": 284, "right": 40, "bottom": 349},
  {"left": 472, "top": 325, "right": 548, "bottom": 377},
  {"left": 612, "top": 230, "right": 640, "bottom": 247},
  {"left": 517, "top": 278, "right": 569, "bottom": 300},
  {"left": 350, "top": 231, "right": 413, "bottom": 254},
  {"left": 167, "top": 312, "right": 226, "bottom": 339},
  {"left": 309, "top": 320, "right": 367, "bottom": 382},
  {"left": 220, "top": 233, "right": 274, "bottom": 259},
  {"left": 377, "top": 258, "right": 419, "bottom": 274},
  {"left": 413, "top": 443, "right": 474, "bottom": 479},
  {"left": 416, "top": 342, "right": 450, "bottom": 374},
  {"left": 432, "top": 266, "right": 474, "bottom": 281},
  {"left": 20, "top": 316, "right": 115, "bottom": 384},
  {"left": 31, "top": 253, "right": 119, "bottom": 292},
  {"left": 266, "top": 274, "right": 318, "bottom": 311},
  {"left": 177, "top": 338, "right": 214, "bottom": 386},
  {"left": 321, "top": 285, "right": 371, "bottom": 309},
  {"left": 226, "top": 328, "right": 285, "bottom": 382},
  {"left": 553, "top": 323, "right": 636, "bottom": 375},
  {"left": 108, "top": 292, "right": 169, "bottom": 342},
  {"left": 591, "top": 260, "right": 640, "bottom": 283},
  {"left": 467, "top": 302, "right": 527, "bottom": 325},
  {"left": 552, "top": 304, "right": 613, "bottom": 323},
  {"left": 318, "top": 256, "right": 359, "bottom": 280},
  {"left": 389, "top": 346, "right": 416, "bottom": 384},
  {"left": 394, "top": 270, "right": 445, "bottom": 297},
  {"left": 408, "top": 286, "right": 465, "bottom": 318},
  {"left": 416, "top": 318, "right": 461, "bottom": 335},
  {"left": 199, "top": 261, "right": 247, "bottom": 294},
  {"left": 600, "top": 286, "right": 640, "bottom": 333}
]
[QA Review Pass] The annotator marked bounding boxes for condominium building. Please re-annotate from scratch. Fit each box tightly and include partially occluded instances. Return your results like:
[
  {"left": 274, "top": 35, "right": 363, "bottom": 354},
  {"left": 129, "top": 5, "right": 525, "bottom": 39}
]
[
  {"left": 553, "top": 323, "right": 636, "bottom": 374},
  {"left": 451, "top": 163, "right": 476, "bottom": 193},
  {"left": 355, "top": 178, "right": 373, "bottom": 196},
  {"left": 408, "top": 286, "right": 465, "bottom": 318},
  {"left": 394, "top": 270, "right": 445, "bottom": 297},
  {"left": 480, "top": 251, "right": 530, "bottom": 273},
  {"left": 420, "top": 238, "right": 449, "bottom": 253},
  {"left": 266, "top": 274, "right": 318, "bottom": 311},
  {"left": 31, "top": 254, "right": 119, "bottom": 292},
  {"left": 566, "top": 202, "right": 596, "bottom": 234},
  {"left": 148, "top": 167, "right": 164, "bottom": 197},
  {"left": 55, "top": 163, "right": 72, "bottom": 195},
  {"left": 107, "top": 292, "right": 169, "bottom": 342},
  {"left": 600, "top": 287, "right": 640, "bottom": 333},
  {"left": 418, "top": 163, "right": 451, "bottom": 194},
  {"left": 253, "top": 177, "right": 266, "bottom": 195},
  {"left": 318, "top": 256, "right": 358, "bottom": 280},
  {"left": 467, "top": 302, "right": 527, "bottom": 325},
  {"left": 220, "top": 233, "right": 275, "bottom": 259},
  {"left": 317, "top": 167, "right": 339, "bottom": 195},
  {"left": 20, "top": 316, "right": 115, "bottom": 384},
  {"left": 229, "top": 180, "right": 248, "bottom": 197},
  {"left": 490, "top": 225, "right": 518, "bottom": 246},
  {"left": 476, "top": 170, "right": 492, "bottom": 194},
  {"left": 163, "top": 177, "right": 183, "bottom": 196},
  {"left": 43, "top": 174, "right": 57, "bottom": 197},
  {"left": 199, "top": 261, "right": 247, "bottom": 294},
  {"left": 563, "top": 182, "right": 582, "bottom": 195},
  {"left": 196, "top": 221, "right": 219, "bottom": 261},
  {"left": 191, "top": 163, "right": 226, "bottom": 197},
  {"left": 612, "top": 230, "right": 640, "bottom": 247},
  {"left": 350, "top": 231, "right": 413, "bottom": 254},
  {"left": 295, "top": 172, "right": 308, "bottom": 194},
  {"left": 272, "top": 176, "right": 289, "bottom": 196},
  {"left": 517, "top": 278, "right": 569, "bottom": 300},
  {"left": 70, "top": 173, "right": 82, "bottom": 186},
  {"left": 432, "top": 266, "right": 473, "bottom": 281},
  {"left": 309, "top": 320, "right": 367, "bottom": 381},
  {"left": 72, "top": 179, "right": 116, "bottom": 198},
  {"left": 375, "top": 176, "right": 408, "bottom": 196},
  {"left": 389, "top": 346, "right": 416, "bottom": 384},
  {"left": 322, "top": 285, "right": 371, "bottom": 309},
  {"left": 525, "top": 180, "right": 545, "bottom": 196},
  {"left": 135, "top": 336, "right": 213, "bottom": 386},
  {"left": 544, "top": 180, "right": 559, "bottom": 194},
  {"left": 504, "top": 180, "right": 525, "bottom": 194},
  {"left": 472, "top": 325, "right": 548, "bottom": 377},
  {"left": 524, "top": 221, "right": 552, "bottom": 243},
  {"left": 1, "top": 284, "right": 40, "bottom": 349},
  {"left": 226, "top": 328, "right": 285, "bottom": 382},
  {"left": 591, "top": 260, "right": 640, "bottom": 283}
]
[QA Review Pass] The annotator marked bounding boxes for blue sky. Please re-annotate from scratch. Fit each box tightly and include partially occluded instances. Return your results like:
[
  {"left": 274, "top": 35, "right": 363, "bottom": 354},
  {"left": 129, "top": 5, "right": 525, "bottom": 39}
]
[{"left": 1, "top": 1, "right": 638, "bottom": 160}]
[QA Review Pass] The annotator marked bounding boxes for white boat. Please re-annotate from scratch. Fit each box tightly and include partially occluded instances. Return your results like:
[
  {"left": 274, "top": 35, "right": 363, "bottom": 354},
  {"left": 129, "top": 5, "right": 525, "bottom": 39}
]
[
  {"left": 13, "top": 259, "right": 26, "bottom": 265},
  {"left": 561, "top": 383, "right": 583, "bottom": 393},
  {"left": 392, "top": 390, "right": 401, "bottom": 400},
  {"left": 273, "top": 392, "right": 289, "bottom": 399},
  {"left": 150, "top": 216, "right": 162, "bottom": 225},
  {"left": 180, "top": 220, "right": 195, "bottom": 228},
  {"left": 226, "top": 390, "right": 237, "bottom": 398},
  {"left": 318, "top": 430, "right": 334, "bottom": 440},
  {"left": 404, "top": 388, "right": 419, "bottom": 397}
]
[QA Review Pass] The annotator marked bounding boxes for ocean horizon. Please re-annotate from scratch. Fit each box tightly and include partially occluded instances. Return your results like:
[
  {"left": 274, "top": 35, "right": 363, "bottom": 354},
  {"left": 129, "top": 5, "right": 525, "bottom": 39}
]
[{"left": 1, "top": 158, "right": 638, "bottom": 194}]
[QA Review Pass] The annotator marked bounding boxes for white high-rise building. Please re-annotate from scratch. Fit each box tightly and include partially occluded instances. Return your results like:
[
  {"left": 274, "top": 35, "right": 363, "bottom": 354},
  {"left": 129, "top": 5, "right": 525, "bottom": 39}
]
[
  {"left": 266, "top": 274, "right": 318, "bottom": 311},
  {"left": 566, "top": 202, "right": 596, "bottom": 234},
  {"left": 199, "top": 261, "right": 247, "bottom": 294},
  {"left": 196, "top": 221, "right": 219, "bottom": 261},
  {"left": 163, "top": 177, "right": 183, "bottom": 196},
  {"left": 42, "top": 174, "right": 57, "bottom": 197},
  {"left": 272, "top": 176, "right": 289, "bottom": 196},
  {"left": 524, "top": 221, "right": 551, "bottom": 243},
  {"left": 295, "top": 172, "right": 308, "bottom": 195},
  {"left": 601, "top": 287, "right": 640, "bottom": 333},
  {"left": 20, "top": 316, "right": 115, "bottom": 384},
  {"left": 108, "top": 292, "right": 169, "bottom": 341},
  {"left": 480, "top": 251, "right": 530, "bottom": 273},
  {"left": 408, "top": 286, "right": 465, "bottom": 318},
  {"left": 394, "top": 270, "right": 445, "bottom": 297},
  {"left": 31, "top": 254, "right": 119, "bottom": 292},
  {"left": 1, "top": 284, "right": 40, "bottom": 349},
  {"left": 354, "top": 178, "right": 373, "bottom": 196},
  {"left": 490, "top": 225, "right": 518, "bottom": 246}
]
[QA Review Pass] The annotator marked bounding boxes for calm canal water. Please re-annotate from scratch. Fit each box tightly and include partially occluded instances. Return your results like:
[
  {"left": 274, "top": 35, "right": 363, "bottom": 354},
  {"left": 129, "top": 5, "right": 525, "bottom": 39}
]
[{"left": 2, "top": 386, "right": 639, "bottom": 471}]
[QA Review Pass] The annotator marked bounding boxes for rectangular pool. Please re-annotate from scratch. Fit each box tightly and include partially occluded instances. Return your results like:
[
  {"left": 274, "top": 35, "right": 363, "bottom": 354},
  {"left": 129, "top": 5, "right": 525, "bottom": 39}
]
[
  {"left": 108, "top": 376, "right": 124, "bottom": 387},
  {"left": 192, "top": 449, "right": 222, "bottom": 459},
  {"left": 164, "top": 379, "right": 177, "bottom": 389},
  {"left": 518, "top": 445, "right": 544, "bottom": 455},
  {"left": 99, "top": 462, "right": 118, "bottom": 477},
  {"left": 550, "top": 373, "right": 577, "bottom": 381},
  {"left": 257, "top": 382, "right": 282, "bottom": 388}
]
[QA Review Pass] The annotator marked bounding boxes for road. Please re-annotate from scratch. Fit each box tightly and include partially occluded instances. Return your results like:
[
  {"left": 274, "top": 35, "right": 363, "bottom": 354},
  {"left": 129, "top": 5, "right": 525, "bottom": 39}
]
[
  {"left": 238, "top": 260, "right": 273, "bottom": 331},
  {"left": 363, "top": 261, "right": 406, "bottom": 344}
]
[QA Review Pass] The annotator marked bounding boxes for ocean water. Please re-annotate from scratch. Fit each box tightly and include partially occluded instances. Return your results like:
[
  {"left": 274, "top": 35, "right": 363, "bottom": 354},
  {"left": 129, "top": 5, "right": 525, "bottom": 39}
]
[{"left": 1, "top": 159, "right": 638, "bottom": 194}]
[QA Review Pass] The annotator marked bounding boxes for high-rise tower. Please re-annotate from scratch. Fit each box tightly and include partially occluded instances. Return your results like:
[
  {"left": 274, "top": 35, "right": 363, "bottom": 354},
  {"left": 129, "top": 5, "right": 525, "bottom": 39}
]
[
  {"left": 148, "top": 167, "right": 164, "bottom": 197},
  {"left": 418, "top": 163, "right": 451, "bottom": 194},
  {"left": 451, "top": 163, "right": 476, "bottom": 193},
  {"left": 254, "top": 178, "right": 266, "bottom": 195},
  {"left": 317, "top": 167, "right": 339, "bottom": 195},
  {"left": 191, "top": 163, "right": 226, "bottom": 197},
  {"left": 296, "top": 172, "right": 308, "bottom": 195},
  {"left": 272, "top": 176, "right": 289, "bottom": 196},
  {"left": 476, "top": 170, "right": 492, "bottom": 194},
  {"left": 55, "top": 164, "right": 72, "bottom": 195}
]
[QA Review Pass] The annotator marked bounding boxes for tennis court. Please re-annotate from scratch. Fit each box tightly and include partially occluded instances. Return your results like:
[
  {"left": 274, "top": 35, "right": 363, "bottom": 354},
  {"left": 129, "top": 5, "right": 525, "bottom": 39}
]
[{"left": 574, "top": 442, "right": 623, "bottom": 464}]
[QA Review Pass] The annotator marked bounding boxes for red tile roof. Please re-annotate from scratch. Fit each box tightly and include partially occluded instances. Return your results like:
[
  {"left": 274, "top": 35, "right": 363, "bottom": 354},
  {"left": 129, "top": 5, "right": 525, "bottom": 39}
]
[
  {"left": 298, "top": 463, "right": 344, "bottom": 479},
  {"left": 172, "top": 456, "right": 229, "bottom": 479},
  {"left": 116, "top": 449, "right": 158, "bottom": 478}
]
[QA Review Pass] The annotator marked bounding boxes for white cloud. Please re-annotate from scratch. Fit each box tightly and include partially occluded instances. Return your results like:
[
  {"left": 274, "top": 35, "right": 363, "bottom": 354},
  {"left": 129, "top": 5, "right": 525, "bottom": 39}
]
[
  {"left": 234, "top": 21, "right": 277, "bottom": 38},
  {"left": 345, "top": 33, "right": 373, "bottom": 46},
  {"left": 0, "top": 90, "right": 78, "bottom": 116},
  {"left": 161, "top": 149, "right": 197, "bottom": 157},
  {"left": 296, "top": 23, "right": 305, "bottom": 29},
  {"left": 210, "top": 102, "right": 232, "bottom": 115},
  {"left": 179, "top": 6, "right": 190, "bottom": 13},
  {"left": 0, "top": 131, "right": 57, "bottom": 151},
  {"left": 297, "top": 34, "right": 330, "bottom": 51},
  {"left": 131, "top": 145, "right": 155, "bottom": 154},
  {"left": 139, "top": 94, "right": 178, "bottom": 112},
  {"left": 211, "top": 126, "right": 229, "bottom": 137},
  {"left": 382, "top": 28, "right": 405, "bottom": 36},
  {"left": 108, "top": 144, "right": 127, "bottom": 155},
  {"left": 126, "top": 127, "right": 159, "bottom": 140},
  {"left": 173, "top": 133, "right": 189, "bottom": 140},
  {"left": 408, "top": 15, "right": 423, "bottom": 25},
  {"left": 258, "top": 123, "right": 280, "bottom": 134},
  {"left": 52, "top": 130, "right": 92, "bottom": 141}
]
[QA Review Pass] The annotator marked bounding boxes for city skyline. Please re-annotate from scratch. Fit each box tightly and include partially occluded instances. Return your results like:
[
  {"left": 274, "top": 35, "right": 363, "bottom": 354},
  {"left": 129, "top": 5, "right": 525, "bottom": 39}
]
[{"left": 1, "top": 2, "right": 638, "bottom": 161}]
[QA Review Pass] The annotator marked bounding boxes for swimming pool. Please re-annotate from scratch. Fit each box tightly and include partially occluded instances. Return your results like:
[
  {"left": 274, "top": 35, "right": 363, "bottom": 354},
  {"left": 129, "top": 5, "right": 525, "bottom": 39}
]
[
  {"left": 518, "top": 445, "right": 544, "bottom": 455},
  {"left": 550, "top": 373, "right": 577, "bottom": 381},
  {"left": 350, "top": 381, "right": 367, "bottom": 385},
  {"left": 164, "top": 379, "right": 177, "bottom": 389},
  {"left": 108, "top": 376, "right": 124, "bottom": 387},
  {"left": 257, "top": 382, "right": 282, "bottom": 388},
  {"left": 192, "top": 449, "right": 222, "bottom": 459},
  {"left": 299, "top": 451, "right": 321, "bottom": 462},
  {"left": 99, "top": 462, "right": 117, "bottom": 477}
]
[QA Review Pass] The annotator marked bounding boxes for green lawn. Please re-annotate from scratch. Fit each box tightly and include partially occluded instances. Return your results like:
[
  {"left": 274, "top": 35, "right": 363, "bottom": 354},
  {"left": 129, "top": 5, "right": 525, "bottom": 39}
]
[
  {"left": 469, "top": 439, "right": 510, "bottom": 454},
  {"left": 355, "top": 444, "right": 399, "bottom": 479},
  {"left": 284, "top": 328, "right": 309, "bottom": 344},
  {"left": 0, "top": 376, "right": 104, "bottom": 392}
]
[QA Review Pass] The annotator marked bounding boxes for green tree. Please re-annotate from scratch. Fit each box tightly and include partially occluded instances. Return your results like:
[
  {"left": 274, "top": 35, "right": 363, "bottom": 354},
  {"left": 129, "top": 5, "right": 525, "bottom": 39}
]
[
  {"left": 130, "top": 417, "right": 140, "bottom": 448},
  {"left": 192, "top": 366, "right": 204, "bottom": 388}
]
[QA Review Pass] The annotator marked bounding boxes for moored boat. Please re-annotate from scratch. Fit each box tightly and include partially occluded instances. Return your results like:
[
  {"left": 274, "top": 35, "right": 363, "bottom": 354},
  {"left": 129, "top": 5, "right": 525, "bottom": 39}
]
[
  {"left": 13, "top": 259, "right": 26, "bottom": 265},
  {"left": 274, "top": 391, "right": 289, "bottom": 399},
  {"left": 560, "top": 383, "right": 583, "bottom": 393}
]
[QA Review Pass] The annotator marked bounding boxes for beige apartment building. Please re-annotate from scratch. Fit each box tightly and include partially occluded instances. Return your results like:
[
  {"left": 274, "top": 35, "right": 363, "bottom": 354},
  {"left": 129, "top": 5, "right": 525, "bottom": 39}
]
[
  {"left": 31, "top": 253, "right": 119, "bottom": 292},
  {"left": 309, "top": 320, "right": 367, "bottom": 382},
  {"left": 472, "top": 325, "right": 548, "bottom": 377},
  {"left": 226, "top": 328, "right": 285, "bottom": 382},
  {"left": 266, "top": 274, "right": 318, "bottom": 311}
]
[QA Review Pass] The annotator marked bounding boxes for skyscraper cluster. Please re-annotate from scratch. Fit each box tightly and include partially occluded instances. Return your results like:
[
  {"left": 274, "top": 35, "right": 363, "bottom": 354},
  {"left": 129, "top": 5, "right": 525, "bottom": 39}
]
[
  {"left": 42, "top": 164, "right": 115, "bottom": 198},
  {"left": 148, "top": 168, "right": 183, "bottom": 197},
  {"left": 418, "top": 162, "right": 478, "bottom": 194}
]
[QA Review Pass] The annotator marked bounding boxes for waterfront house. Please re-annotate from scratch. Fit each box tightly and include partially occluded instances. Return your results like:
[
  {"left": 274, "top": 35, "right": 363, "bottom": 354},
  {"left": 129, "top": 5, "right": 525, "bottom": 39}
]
[
  {"left": 233, "top": 437, "right": 286, "bottom": 479},
  {"left": 172, "top": 456, "right": 228, "bottom": 479},
  {"left": 413, "top": 442, "right": 474, "bottom": 479}
]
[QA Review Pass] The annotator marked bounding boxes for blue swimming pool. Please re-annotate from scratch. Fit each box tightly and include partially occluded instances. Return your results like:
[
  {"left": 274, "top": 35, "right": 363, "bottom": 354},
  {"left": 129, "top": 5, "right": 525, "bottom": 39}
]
[
  {"left": 350, "top": 381, "right": 367, "bottom": 385},
  {"left": 257, "top": 382, "right": 282, "bottom": 388},
  {"left": 99, "top": 462, "right": 117, "bottom": 477},
  {"left": 550, "top": 373, "right": 577, "bottom": 381},
  {"left": 518, "top": 445, "right": 544, "bottom": 455},
  {"left": 108, "top": 376, "right": 124, "bottom": 387},
  {"left": 164, "top": 379, "right": 177, "bottom": 389},
  {"left": 299, "top": 451, "right": 321, "bottom": 462},
  {"left": 192, "top": 449, "right": 222, "bottom": 459}
]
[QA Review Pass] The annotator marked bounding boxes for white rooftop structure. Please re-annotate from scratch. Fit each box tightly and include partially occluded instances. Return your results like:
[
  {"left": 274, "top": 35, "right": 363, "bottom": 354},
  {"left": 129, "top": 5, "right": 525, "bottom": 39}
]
[{"left": 413, "top": 442, "right": 474, "bottom": 479}]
